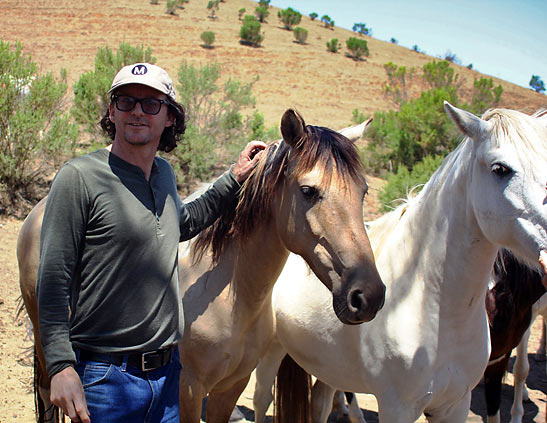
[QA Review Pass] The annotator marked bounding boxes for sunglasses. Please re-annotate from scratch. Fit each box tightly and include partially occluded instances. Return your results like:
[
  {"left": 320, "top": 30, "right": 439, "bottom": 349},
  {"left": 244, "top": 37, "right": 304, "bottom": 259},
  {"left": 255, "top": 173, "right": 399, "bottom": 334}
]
[{"left": 112, "top": 95, "right": 170, "bottom": 115}]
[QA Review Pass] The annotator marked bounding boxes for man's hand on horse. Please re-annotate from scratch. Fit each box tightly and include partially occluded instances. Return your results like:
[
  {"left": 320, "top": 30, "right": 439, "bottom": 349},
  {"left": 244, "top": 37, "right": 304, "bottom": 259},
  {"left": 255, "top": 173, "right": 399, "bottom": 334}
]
[{"left": 232, "top": 140, "right": 267, "bottom": 183}]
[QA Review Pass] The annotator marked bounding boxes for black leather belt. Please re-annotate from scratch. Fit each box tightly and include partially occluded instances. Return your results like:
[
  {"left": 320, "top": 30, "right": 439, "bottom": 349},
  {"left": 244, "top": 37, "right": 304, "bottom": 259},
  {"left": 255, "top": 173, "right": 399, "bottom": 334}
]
[{"left": 78, "top": 346, "right": 174, "bottom": 372}]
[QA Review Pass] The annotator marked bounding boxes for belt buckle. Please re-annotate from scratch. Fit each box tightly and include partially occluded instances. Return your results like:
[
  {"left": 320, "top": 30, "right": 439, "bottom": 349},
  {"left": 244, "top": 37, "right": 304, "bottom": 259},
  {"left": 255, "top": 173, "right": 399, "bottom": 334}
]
[{"left": 141, "top": 351, "right": 157, "bottom": 372}]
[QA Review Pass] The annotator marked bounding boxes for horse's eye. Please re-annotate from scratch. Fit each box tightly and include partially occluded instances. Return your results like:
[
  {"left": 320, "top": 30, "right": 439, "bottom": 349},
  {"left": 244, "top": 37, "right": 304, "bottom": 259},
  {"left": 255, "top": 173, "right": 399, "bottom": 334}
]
[
  {"left": 301, "top": 185, "right": 319, "bottom": 200},
  {"left": 491, "top": 163, "right": 512, "bottom": 177}
]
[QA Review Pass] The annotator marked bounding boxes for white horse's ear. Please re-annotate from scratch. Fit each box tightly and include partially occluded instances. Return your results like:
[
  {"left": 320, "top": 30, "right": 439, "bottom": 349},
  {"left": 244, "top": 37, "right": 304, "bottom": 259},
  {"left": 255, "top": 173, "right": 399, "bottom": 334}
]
[
  {"left": 444, "top": 101, "right": 491, "bottom": 141},
  {"left": 281, "top": 109, "right": 306, "bottom": 148},
  {"left": 338, "top": 117, "right": 373, "bottom": 143}
]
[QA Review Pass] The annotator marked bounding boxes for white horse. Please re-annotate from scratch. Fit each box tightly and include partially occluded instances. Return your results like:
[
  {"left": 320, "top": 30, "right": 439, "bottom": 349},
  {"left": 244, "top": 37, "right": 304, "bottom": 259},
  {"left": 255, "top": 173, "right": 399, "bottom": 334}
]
[{"left": 253, "top": 102, "right": 547, "bottom": 423}]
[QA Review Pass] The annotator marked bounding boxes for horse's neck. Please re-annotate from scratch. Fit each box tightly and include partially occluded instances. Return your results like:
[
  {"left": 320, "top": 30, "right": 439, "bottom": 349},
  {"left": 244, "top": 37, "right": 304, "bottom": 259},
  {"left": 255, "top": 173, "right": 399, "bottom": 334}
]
[
  {"left": 227, "top": 222, "right": 290, "bottom": 312},
  {"left": 377, "top": 158, "right": 498, "bottom": 321}
]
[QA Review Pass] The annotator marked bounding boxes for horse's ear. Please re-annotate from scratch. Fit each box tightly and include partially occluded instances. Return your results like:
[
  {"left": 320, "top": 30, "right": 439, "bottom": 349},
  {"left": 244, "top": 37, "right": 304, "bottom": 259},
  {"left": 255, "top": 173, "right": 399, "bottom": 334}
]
[
  {"left": 281, "top": 109, "right": 306, "bottom": 148},
  {"left": 338, "top": 117, "right": 373, "bottom": 143},
  {"left": 444, "top": 101, "right": 492, "bottom": 141}
]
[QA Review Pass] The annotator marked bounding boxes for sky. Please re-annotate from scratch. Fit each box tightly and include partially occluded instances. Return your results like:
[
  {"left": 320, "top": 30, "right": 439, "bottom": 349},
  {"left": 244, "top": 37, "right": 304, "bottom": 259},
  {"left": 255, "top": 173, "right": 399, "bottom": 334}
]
[{"left": 269, "top": 0, "right": 546, "bottom": 90}]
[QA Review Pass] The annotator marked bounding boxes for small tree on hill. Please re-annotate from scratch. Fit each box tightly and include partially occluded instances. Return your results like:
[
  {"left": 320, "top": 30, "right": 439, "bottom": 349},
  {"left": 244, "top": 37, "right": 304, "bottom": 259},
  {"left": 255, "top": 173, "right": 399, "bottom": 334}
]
[
  {"left": 239, "top": 15, "right": 264, "bottom": 47},
  {"left": 346, "top": 37, "right": 369, "bottom": 60},
  {"left": 207, "top": 0, "right": 220, "bottom": 19},
  {"left": 255, "top": 6, "right": 269, "bottom": 23},
  {"left": 352, "top": 23, "right": 372, "bottom": 36},
  {"left": 293, "top": 27, "right": 308, "bottom": 44},
  {"left": 200, "top": 31, "right": 215, "bottom": 48},
  {"left": 529, "top": 75, "right": 545, "bottom": 93},
  {"left": 278, "top": 7, "right": 302, "bottom": 30},
  {"left": 326, "top": 38, "right": 341, "bottom": 53},
  {"left": 258, "top": 0, "right": 270, "bottom": 8},
  {"left": 166, "top": 0, "right": 178, "bottom": 15},
  {"left": 309, "top": 12, "right": 318, "bottom": 21},
  {"left": 321, "top": 15, "right": 334, "bottom": 28}
]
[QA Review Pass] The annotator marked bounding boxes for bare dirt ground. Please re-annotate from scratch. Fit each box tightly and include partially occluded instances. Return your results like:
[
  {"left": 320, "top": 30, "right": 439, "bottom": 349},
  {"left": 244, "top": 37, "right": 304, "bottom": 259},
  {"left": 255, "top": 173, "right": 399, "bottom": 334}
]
[{"left": 1, "top": 0, "right": 546, "bottom": 421}]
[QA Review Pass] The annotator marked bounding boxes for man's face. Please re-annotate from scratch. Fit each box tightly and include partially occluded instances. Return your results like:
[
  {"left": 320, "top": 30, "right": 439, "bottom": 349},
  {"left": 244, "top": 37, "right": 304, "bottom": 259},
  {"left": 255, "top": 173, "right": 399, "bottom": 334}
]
[{"left": 109, "top": 84, "right": 174, "bottom": 149}]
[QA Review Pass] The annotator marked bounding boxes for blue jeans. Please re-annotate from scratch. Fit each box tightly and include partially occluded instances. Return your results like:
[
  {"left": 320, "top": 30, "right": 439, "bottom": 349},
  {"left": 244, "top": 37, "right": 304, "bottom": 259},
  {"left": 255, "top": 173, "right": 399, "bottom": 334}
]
[{"left": 75, "top": 350, "right": 181, "bottom": 423}]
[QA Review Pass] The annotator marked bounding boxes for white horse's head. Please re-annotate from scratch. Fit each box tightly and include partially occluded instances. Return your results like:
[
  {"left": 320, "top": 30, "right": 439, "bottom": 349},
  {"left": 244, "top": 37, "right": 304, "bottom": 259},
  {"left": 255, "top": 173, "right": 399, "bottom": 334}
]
[{"left": 444, "top": 102, "right": 547, "bottom": 266}]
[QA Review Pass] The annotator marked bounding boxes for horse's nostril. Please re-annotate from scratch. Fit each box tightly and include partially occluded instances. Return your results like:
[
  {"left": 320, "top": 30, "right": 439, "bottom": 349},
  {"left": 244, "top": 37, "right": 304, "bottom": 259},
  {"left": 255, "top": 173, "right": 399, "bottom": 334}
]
[{"left": 349, "top": 289, "right": 366, "bottom": 312}]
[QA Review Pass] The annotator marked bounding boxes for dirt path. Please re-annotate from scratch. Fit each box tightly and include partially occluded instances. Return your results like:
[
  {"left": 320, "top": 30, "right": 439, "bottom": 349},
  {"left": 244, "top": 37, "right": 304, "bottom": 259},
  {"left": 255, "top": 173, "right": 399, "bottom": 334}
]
[{"left": 0, "top": 215, "right": 545, "bottom": 422}]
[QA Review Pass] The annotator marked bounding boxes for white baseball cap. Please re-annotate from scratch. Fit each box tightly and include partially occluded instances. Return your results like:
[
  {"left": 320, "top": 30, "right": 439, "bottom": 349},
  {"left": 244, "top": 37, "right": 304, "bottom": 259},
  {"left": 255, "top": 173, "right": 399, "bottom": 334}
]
[{"left": 109, "top": 63, "right": 176, "bottom": 101}]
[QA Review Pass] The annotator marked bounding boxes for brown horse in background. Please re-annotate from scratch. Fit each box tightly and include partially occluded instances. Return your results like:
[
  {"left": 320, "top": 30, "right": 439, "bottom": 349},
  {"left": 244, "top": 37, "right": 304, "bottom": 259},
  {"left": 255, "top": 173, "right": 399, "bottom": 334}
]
[{"left": 484, "top": 249, "right": 545, "bottom": 423}]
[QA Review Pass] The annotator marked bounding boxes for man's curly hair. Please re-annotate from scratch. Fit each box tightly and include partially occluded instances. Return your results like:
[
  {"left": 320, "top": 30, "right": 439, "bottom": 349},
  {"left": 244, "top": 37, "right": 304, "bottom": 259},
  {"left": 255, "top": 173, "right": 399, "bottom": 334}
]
[{"left": 99, "top": 93, "right": 186, "bottom": 153}]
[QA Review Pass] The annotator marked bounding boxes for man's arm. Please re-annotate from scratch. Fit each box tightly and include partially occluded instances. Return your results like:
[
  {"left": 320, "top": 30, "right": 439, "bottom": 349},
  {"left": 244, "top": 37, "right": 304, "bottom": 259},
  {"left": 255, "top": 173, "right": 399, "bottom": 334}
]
[{"left": 37, "top": 164, "right": 90, "bottom": 421}]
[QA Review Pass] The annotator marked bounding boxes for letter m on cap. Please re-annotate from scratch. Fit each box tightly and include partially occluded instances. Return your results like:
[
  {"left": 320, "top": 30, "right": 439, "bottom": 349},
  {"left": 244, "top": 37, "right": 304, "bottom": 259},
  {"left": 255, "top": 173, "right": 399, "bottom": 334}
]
[{"left": 132, "top": 65, "right": 148, "bottom": 75}]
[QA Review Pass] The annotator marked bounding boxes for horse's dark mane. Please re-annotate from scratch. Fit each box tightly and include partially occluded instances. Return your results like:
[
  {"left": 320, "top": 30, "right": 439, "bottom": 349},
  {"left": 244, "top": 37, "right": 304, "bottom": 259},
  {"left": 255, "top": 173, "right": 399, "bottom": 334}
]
[
  {"left": 192, "top": 122, "right": 365, "bottom": 264},
  {"left": 488, "top": 249, "right": 545, "bottom": 336}
]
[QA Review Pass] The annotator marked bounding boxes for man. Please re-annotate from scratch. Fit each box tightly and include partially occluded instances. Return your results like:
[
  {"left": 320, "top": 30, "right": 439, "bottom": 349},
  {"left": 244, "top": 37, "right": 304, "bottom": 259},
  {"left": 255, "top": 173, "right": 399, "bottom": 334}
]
[{"left": 37, "top": 62, "right": 266, "bottom": 423}]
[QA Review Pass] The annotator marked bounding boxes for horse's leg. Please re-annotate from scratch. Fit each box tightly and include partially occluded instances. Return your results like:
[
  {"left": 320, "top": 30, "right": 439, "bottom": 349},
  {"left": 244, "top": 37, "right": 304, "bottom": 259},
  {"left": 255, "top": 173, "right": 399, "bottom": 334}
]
[
  {"left": 484, "top": 356, "right": 509, "bottom": 423},
  {"left": 376, "top": 397, "right": 423, "bottom": 423},
  {"left": 511, "top": 328, "right": 531, "bottom": 423},
  {"left": 310, "top": 380, "right": 336, "bottom": 423},
  {"left": 345, "top": 392, "right": 366, "bottom": 423},
  {"left": 423, "top": 391, "right": 471, "bottom": 423},
  {"left": 253, "top": 339, "right": 287, "bottom": 423},
  {"left": 534, "top": 317, "right": 546, "bottom": 360},
  {"left": 331, "top": 391, "right": 349, "bottom": 420},
  {"left": 206, "top": 376, "right": 250, "bottom": 423},
  {"left": 179, "top": 367, "right": 207, "bottom": 423}
]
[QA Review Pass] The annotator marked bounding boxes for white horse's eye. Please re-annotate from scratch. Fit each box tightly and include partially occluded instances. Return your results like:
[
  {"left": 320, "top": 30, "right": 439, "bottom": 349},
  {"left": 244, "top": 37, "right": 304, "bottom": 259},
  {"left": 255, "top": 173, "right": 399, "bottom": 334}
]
[{"left": 491, "top": 163, "right": 512, "bottom": 177}]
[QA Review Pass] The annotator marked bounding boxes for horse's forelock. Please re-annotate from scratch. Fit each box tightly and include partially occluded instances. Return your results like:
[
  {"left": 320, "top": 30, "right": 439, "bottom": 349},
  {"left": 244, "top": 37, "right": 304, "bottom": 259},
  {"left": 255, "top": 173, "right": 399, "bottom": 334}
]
[
  {"left": 291, "top": 125, "right": 365, "bottom": 189},
  {"left": 483, "top": 108, "right": 547, "bottom": 172}
]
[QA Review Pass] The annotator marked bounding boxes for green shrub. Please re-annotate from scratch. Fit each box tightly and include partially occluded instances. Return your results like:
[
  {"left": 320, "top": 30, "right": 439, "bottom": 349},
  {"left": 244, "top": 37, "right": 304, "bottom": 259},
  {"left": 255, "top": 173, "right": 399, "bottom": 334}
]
[
  {"left": 166, "top": 0, "right": 178, "bottom": 15},
  {"left": 173, "top": 61, "right": 261, "bottom": 191},
  {"left": 471, "top": 77, "right": 503, "bottom": 114},
  {"left": 293, "top": 27, "right": 308, "bottom": 44},
  {"left": 0, "top": 40, "right": 78, "bottom": 212},
  {"left": 258, "top": 0, "right": 270, "bottom": 7},
  {"left": 239, "top": 15, "right": 264, "bottom": 46},
  {"left": 346, "top": 37, "right": 369, "bottom": 60},
  {"left": 326, "top": 38, "right": 340, "bottom": 53},
  {"left": 207, "top": 0, "right": 219, "bottom": 19},
  {"left": 238, "top": 8, "right": 246, "bottom": 20},
  {"left": 200, "top": 31, "right": 215, "bottom": 48},
  {"left": 278, "top": 7, "right": 302, "bottom": 30},
  {"left": 365, "top": 59, "right": 507, "bottom": 175},
  {"left": 255, "top": 6, "right": 269, "bottom": 23},
  {"left": 383, "top": 62, "right": 416, "bottom": 107},
  {"left": 378, "top": 155, "right": 445, "bottom": 210},
  {"left": 309, "top": 12, "right": 318, "bottom": 21},
  {"left": 71, "top": 43, "right": 155, "bottom": 145},
  {"left": 422, "top": 60, "right": 457, "bottom": 89}
]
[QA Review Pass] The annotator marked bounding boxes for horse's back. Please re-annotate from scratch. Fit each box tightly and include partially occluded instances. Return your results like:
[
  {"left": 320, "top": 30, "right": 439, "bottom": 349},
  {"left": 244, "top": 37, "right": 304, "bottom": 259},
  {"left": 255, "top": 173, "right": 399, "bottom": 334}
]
[{"left": 17, "top": 197, "right": 46, "bottom": 323}]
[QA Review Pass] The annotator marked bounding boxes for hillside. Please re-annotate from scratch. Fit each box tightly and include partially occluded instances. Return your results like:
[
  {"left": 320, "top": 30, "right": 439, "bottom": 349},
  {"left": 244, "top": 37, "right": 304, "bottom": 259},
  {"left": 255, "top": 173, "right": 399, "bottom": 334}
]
[{"left": 1, "top": 0, "right": 545, "bottom": 133}]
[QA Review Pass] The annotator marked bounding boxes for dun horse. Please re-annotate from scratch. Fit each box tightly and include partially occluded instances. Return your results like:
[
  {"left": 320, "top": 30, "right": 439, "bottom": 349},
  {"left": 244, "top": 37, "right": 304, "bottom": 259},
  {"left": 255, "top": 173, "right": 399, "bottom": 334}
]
[
  {"left": 17, "top": 109, "right": 386, "bottom": 422},
  {"left": 178, "top": 109, "right": 384, "bottom": 422},
  {"left": 253, "top": 103, "right": 547, "bottom": 423}
]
